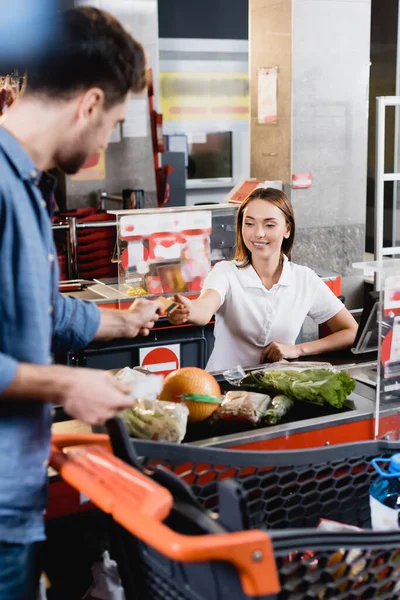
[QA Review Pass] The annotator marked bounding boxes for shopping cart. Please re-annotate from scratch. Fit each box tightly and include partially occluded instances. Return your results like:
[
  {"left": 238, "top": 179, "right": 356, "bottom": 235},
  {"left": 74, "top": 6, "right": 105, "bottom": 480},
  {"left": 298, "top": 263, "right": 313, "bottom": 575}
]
[{"left": 51, "top": 424, "right": 400, "bottom": 600}]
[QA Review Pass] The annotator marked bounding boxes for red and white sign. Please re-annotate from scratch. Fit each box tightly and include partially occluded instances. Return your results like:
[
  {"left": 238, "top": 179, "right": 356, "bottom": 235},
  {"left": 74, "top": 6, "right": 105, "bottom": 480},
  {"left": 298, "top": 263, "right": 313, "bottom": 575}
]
[
  {"left": 292, "top": 173, "right": 312, "bottom": 189},
  {"left": 139, "top": 344, "right": 180, "bottom": 377}
]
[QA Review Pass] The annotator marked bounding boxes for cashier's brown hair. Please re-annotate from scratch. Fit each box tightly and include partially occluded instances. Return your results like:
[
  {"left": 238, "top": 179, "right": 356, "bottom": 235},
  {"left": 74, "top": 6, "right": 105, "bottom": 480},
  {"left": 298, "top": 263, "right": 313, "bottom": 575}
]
[
  {"left": 234, "top": 188, "right": 295, "bottom": 266},
  {"left": 25, "top": 7, "right": 146, "bottom": 109}
]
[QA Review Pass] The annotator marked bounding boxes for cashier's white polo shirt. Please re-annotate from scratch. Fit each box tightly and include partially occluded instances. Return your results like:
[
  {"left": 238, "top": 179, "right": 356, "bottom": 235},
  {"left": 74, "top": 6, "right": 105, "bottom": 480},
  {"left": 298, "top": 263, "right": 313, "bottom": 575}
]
[{"left": 204, "top": 257, "right": 344, "bottom": 373}]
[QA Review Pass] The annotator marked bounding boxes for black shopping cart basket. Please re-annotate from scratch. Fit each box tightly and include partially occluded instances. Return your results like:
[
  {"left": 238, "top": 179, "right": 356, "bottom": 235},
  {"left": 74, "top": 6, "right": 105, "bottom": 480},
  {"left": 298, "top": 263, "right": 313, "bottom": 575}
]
[{"left": 51, "top": 423, "right": 400, "bottom": 600}]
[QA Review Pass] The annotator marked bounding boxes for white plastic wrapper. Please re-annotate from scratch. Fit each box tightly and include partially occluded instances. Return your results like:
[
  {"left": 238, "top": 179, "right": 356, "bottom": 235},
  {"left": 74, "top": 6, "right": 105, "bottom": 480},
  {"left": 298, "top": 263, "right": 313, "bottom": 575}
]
[
  {"left": 83, "top": 551, "right": 125, "bottom": 600},
  {"left": 114, "top": 367, "right": 162, "bottom": 400},
  {"left": 121, "top": 399, "right": 189, "bottom": 443},
  {"left": 223, "top": 361, "right": 336, "bottom": 385},
  {"left": 222, "top": 364, "right": 246, "bottom": 386}
]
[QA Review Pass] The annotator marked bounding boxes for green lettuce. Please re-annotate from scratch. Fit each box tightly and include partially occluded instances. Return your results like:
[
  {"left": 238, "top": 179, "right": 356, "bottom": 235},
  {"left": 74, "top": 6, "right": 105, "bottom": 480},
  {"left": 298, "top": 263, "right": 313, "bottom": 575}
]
[{"left": 240, "top": 368, "right": 356, "bottom": 409}]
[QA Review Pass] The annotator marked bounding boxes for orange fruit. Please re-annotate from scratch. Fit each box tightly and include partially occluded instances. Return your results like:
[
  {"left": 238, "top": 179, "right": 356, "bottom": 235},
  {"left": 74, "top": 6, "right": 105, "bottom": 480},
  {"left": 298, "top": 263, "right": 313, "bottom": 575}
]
[{"left": 160, "top": 367, "right": 221, "bottom": 422}]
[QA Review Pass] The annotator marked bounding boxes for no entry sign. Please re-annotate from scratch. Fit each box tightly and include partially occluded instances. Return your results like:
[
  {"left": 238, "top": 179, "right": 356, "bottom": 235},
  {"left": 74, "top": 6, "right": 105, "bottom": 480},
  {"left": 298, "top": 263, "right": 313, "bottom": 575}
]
[{"left": 139, "top": 344, "right": 180, "bottom": 377}]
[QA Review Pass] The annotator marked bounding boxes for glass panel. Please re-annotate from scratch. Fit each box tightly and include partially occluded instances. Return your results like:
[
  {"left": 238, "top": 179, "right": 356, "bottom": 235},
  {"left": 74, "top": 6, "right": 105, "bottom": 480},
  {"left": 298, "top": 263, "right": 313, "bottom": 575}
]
[
  {"left": 112, "top": 204, "right": 238, "bottom": 303},
  {"left": 354, "top": 260, "right": 400, "bottom": 439}
]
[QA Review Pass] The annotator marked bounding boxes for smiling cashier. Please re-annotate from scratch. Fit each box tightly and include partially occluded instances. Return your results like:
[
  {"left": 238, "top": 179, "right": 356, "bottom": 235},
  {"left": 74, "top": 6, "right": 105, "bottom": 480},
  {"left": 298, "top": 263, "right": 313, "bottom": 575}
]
[{"left": 168, "top": 188, "right": 358, "bottom": 372}]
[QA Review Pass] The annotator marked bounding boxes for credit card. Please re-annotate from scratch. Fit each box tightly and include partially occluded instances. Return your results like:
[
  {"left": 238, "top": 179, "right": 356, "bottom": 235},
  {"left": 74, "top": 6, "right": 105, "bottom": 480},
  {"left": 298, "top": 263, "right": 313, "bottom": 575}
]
[{"left": 156, "top": 296, "right": 179, "bottom": 314}]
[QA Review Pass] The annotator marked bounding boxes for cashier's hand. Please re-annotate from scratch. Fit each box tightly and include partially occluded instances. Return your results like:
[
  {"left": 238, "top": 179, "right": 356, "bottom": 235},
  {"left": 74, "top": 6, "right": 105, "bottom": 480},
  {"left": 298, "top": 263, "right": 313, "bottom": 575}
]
[
  {"left": 57, "top": 367, "right": 134, "bottom": 426},
  {"left": 261, "top": 342, "right": 300, "bottom": 363},
  {"left": 167, "top": 294, "right": 191, "bottom": 325}
]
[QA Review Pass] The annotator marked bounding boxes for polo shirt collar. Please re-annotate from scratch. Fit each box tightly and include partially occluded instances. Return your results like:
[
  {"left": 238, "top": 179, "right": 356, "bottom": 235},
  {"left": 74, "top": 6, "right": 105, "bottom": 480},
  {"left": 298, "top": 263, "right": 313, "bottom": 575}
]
[
  {"left": 236, "top": 254, "right": 293, "bottom": 288},
  {"left": 279, "top": 255, "right": 293, "bottom": 286},
  {"left": 0, "top": 126, "right": 41, "bottom": 184}
]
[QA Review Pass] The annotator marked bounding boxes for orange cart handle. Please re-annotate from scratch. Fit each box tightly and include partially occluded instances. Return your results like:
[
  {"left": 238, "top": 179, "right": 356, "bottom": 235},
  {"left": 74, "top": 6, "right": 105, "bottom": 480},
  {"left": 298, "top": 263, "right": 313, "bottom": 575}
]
[
  {"left": 50, "top": 435, "right": 280, "bottom": 597},
  {"left": 52, "top": 433, "right": 110, "bottom": 450}
]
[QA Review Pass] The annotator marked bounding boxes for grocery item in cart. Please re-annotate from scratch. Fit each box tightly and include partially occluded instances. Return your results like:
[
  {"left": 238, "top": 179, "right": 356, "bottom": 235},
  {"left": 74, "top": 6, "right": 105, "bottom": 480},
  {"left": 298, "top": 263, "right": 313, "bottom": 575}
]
[
  {"left": 263, "top": 394, "right": 294, "bottom": 425},
  {"left": 179, "top": 394, "right": 224, "bottom": 423},
  {"left": 237, "top": 363, "right": 356, "bottom": 409},
  {"left": 160, "top": 367, "right": 221, "bottom": 422},
  {"left": 213, "top": 391, "right": 270, "bottom": 425},
  {"left": 114, "top": 366, "right": 163, "bottom": 400},
  {"left": 370, "top": 454, "right": 400, "bottom": 530},
  {"left": 121, "top": 398, "right": 189, "bottom": 442}
]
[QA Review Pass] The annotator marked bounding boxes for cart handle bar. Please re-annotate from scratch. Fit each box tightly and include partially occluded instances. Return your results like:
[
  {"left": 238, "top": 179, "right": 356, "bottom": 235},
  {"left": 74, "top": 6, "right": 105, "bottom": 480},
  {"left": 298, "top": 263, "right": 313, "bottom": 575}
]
[{"left": 51, "top": 433, "right": 280, "bottom": 598}]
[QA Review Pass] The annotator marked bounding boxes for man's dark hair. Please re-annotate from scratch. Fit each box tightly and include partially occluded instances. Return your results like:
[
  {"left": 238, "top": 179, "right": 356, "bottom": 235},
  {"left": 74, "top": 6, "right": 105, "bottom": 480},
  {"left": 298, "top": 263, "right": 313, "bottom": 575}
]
[{"left": 25, "top": 7, "right": 146, "bottom": 108}]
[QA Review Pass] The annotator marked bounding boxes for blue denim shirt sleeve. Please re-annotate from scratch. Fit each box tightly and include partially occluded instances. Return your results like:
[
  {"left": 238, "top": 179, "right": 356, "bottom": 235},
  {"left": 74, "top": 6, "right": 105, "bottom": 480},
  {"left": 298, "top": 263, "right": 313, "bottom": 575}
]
[
  {"left": 0, "top": 353, "right": 19, "bottom": 394},
  {"left": 52, "top": 293, "right": 101, "bottom": 351}
]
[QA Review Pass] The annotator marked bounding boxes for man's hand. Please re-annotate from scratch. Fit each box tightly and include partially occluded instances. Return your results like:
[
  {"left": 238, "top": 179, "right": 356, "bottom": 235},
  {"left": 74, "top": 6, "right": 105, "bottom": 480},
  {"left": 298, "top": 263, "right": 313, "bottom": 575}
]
[
  {"left": 261, "top": 342, "right": 301, "bottom": 363},
  {"left": 167, "top": 294, "right": 191, "bottom": 325},
  {"left": 127, "top": 297, "right": 164, "bottom": 336},
  {"left": 95, "top": 298, "right": 164, "bottom": 340},
  {"left": 56, "top": 367, "right": 134, "bottom": 425},
  {"left": 1, "top": 363, "right": 135, "bottom": 426}
]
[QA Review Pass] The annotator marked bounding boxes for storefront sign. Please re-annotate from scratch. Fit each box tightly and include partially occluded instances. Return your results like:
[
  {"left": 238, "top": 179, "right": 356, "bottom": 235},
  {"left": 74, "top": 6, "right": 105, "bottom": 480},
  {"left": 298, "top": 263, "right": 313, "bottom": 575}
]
[{"left": 160, "top": 72, "right": 249, "bottom": 121}]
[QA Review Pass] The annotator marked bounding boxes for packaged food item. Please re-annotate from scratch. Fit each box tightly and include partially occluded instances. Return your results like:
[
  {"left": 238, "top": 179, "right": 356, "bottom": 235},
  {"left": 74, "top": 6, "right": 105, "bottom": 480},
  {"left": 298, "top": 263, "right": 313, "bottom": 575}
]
[
  {"left": 213, "top": 391, "right": 270, "bottom": 425},
  {"left": 369, "top": 454, "right": 400, "bottom": 531},
  {"left": 127, "top": 286, "right": 147, "bottom": 297},
  {"left": 121, "top": 398, "right": 189, "bottom": 443},
  {"left": 317, "top": 518, "right": 363, "bottom": 532},
  {"left": 263, "top": 395, "right": 294, "bottom": 425},
  {"left": 114, "top": 366, "right": 147, "bottom": 383},
  {"left": 114, "top": 367, "right": 163, "bottom": 400}
]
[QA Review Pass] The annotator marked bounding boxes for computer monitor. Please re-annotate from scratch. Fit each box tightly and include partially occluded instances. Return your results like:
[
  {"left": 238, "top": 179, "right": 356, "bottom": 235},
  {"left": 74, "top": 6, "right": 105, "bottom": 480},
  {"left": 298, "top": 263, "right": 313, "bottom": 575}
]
[
  {"left": 352, "top": 291, "right": 380, "bottom": 354},
  {"left": 186, "top": 131, "right": 233, "bottom": 186}
]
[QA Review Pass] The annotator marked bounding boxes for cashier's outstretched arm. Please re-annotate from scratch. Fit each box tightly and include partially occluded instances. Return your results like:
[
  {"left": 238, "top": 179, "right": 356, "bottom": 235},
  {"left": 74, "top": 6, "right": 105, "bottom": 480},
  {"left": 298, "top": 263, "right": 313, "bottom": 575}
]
[
  {"left": 0, "top": 363, "right": 136, "bottom": 425},
  {"left": 168, "top": 290, "right": 221, "bottom": 326},
  {"left": 261, "top": 307, "right": 358, "bottom": 363}
]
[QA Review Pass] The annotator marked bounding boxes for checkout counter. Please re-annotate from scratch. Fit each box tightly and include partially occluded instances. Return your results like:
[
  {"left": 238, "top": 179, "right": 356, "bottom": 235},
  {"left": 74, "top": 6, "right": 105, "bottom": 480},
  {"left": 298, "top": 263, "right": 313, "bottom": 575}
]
[{"left": 51, "top": 203, "right": 388, "bottom": 452}]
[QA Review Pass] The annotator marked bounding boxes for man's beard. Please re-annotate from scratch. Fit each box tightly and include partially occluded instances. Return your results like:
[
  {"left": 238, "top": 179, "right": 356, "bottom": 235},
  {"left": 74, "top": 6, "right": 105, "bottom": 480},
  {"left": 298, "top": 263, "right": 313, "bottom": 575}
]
[{"left": 58, "top": 150, "right": 89, "bottom": 175}]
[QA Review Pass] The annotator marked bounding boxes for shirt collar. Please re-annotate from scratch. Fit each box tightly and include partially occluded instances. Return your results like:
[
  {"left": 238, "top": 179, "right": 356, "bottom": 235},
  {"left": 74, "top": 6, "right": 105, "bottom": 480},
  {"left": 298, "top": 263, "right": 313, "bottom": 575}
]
[
  {"left": 0, "top": 126, "right": 41, "bottom": 184},
  {"left": 236, "top": 255, "right": 293, "bottom": 288}
]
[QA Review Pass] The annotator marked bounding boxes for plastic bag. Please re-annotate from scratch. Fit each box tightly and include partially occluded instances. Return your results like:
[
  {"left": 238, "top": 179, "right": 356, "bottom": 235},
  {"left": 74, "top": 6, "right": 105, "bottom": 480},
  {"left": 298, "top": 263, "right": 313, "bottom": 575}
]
[
  {"left": 114, "top": 367, "right": 163, "bottom": 400},
  {"left": 37, "top": 575, "right": 48, "bottom": 600},
  {"left": 213, "top": 391, "right": 270, "bottom": 425},
  {"left": 120, "top": 398, "right": 189, "bottom": 443},
  {"left": 83, "top": 551, "right": 125, "bottom": 600},
  {"left": 223, "top": 361, "right": 335, "bottom": 385}
]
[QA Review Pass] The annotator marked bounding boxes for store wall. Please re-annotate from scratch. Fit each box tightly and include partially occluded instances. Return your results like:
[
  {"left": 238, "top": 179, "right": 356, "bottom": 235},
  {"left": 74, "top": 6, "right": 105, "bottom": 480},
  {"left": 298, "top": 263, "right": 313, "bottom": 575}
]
[
  {"left": 64, "top": 0, "right": 159, "bottom": 210},
  {"left": 250, "top": 0, "right": 292, "bottom": 183},
  {"left": 290, "top": 0, "right": 370, "bottom": 291},
  {"left": 250, "top": 0, "right": 371, "bottom": 307}
]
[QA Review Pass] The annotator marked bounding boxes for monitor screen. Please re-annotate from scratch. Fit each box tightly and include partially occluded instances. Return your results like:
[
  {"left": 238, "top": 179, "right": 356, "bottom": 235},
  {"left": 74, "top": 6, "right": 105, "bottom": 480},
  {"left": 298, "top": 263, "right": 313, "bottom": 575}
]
[
  {"left": 187, "top": 131, "right": 232, "bottom": 182},
  {"left": 352, "top": 291, "right": 380, "bottom": 354}
]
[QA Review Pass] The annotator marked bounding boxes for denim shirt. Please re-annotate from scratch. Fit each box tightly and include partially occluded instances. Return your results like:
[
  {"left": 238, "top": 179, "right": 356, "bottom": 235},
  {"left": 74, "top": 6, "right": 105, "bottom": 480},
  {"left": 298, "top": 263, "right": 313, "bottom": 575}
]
[{"left": 0, "top": 127, "right": 101, "bottom": 543}]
